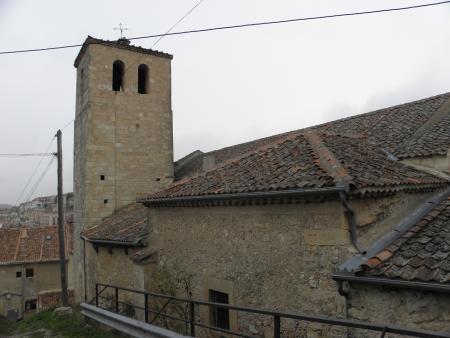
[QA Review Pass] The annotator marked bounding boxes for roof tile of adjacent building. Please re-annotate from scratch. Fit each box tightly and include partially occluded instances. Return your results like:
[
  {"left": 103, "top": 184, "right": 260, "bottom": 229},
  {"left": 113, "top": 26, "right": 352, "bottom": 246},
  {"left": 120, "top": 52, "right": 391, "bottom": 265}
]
[
  {"left": 74, "top": 36, "right": 173, "bottom": 67},
  {"left": 82, "top": 203, "right": 147, "bottom": 244},
  {"left": 359, "top": 195, "right": 450, "bottom": 283},
  {"left": 174, "top": 92, "right": 450, "bottom": 180},
  {"left": 0, "top": 224, "right": 73, "bottom": 266},
  {"left": 146, "top": 131, "right": 448, "bottom": 202}
]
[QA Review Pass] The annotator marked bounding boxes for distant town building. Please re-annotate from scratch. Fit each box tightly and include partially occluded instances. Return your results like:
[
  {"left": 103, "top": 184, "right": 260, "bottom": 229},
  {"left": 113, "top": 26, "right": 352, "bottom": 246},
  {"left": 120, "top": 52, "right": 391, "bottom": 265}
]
[
  {"left": 0, "top": 225, "right": 73, "bottom": 320},
  {"left": 1, "top": 193, "right": 73, "bottom": 229}
]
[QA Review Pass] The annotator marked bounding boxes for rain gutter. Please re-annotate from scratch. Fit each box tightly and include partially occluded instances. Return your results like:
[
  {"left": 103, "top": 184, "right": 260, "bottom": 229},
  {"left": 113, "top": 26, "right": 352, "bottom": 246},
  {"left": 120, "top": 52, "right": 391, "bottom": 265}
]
[
  {"left": 80, "top": 235, "right": 144, "bottom": 247},
  {"left": 332, "top": 273, "right": 450, "bottom": 294}
]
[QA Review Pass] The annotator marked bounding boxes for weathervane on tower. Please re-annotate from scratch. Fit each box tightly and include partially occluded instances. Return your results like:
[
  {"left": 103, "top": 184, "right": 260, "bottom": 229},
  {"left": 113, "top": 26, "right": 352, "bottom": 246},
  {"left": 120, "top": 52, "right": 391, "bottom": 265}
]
[{"left": 113, "top": 23, "right": 129, "bottom": 39}]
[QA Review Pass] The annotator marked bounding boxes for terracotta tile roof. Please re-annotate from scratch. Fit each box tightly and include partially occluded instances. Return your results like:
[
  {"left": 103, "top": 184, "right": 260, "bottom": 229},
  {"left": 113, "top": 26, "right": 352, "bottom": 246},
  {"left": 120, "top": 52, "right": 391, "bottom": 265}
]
[
  {"left": 146, "top": 132, "right": 448, "bottom": 202},
  {"left": 321, "top": 93, "right": 450, "bottom": 158},
  {"left": 130, "top": 247, "right": 158, "bottom": 264},
  {"left": 74, "top": 36, "right": 173, "bottom": 67},
  {"left": 0, "top": 224, "right": 73, "bottom": 266},
  {"left": 175, "top": 92, "right": 450, "bottom": 180},
  {"left": 396, "top": 112, "right": 450, "bottom": 158},
  {"left": 359, "top": 196, "right": 450, "bottom": 283},
  {"left": 82, "top": 203, "right": 148, "bottom": 245}
]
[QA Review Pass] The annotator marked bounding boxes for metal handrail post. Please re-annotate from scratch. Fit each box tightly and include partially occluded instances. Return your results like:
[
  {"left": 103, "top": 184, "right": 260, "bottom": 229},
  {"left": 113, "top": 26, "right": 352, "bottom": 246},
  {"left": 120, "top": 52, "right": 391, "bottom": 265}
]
[
  {"left": 190, "top": 301, "right": 196, "bottom": 337},
  {"left": 145, "top": 293, "right": 149, "bottom": 323},
  {"left": 95, "top": 283, "right": 99, "bottom": 307},
  {"left": 115, "top": 287, "right": 119, "bottom": 313},
  {"left": 274, "top": 315, "right": 281, "bottom": 338}
]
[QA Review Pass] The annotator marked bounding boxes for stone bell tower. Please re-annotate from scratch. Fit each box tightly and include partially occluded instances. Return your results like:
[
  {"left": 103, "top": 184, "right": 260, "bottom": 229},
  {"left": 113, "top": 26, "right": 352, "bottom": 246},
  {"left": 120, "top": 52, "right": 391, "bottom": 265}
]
[{"left": 72, "top": 36, "right": 174, "bottom": 301}]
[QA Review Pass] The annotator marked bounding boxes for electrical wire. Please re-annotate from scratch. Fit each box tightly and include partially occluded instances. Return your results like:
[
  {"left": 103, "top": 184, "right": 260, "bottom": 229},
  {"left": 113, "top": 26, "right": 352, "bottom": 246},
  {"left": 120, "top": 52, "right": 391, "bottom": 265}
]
[
  {"left": 13, "top": 138, "right": 56, "bottom": 206},
  {"left": 0, "top": 1, "right": 449, "bottom": 55},
  {"left": 8, "top": 120, "right": 72, "bottom": 207},
  {"left": 151, "top": 0, "right": 206, "bottom": 48},
  {"left": 121, "top": 0, "right": 206, "bottom": 80},
  {"left": 0, "top": 153, "right": 54, "bottom": 157},
  {"left": 60, "top": 118, "right": 74, "bottom": 132},
  {"left": 22, "top": 155, "right": 56, "bottom": 204}
]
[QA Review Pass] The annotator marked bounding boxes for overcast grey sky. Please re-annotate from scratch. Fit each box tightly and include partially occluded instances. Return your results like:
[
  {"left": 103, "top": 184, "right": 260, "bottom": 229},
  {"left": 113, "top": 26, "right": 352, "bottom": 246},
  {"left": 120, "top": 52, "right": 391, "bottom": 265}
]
[{"left": 1, "top": 0, "right": 450, "bottom": 205}]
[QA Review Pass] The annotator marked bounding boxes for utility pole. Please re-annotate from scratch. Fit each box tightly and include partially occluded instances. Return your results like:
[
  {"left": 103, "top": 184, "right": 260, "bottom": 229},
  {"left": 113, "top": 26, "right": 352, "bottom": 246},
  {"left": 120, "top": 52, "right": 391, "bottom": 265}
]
[{"left": 56, "top": 130, "right": 69, "bottom": 306}]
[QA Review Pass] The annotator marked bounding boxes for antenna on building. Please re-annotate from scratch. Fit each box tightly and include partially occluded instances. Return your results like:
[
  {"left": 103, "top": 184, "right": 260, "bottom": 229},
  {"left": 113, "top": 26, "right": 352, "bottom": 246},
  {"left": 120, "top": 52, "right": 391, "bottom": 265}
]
[{"left": 113, "top": 22, "right": 129, "bottom": 39}]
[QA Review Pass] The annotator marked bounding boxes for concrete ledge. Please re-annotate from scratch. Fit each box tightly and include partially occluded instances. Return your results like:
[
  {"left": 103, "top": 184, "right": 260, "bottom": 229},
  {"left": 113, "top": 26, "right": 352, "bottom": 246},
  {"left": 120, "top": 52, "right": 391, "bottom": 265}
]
[{"left": 80, "top": 303, "right": 190, "bottom": 338}]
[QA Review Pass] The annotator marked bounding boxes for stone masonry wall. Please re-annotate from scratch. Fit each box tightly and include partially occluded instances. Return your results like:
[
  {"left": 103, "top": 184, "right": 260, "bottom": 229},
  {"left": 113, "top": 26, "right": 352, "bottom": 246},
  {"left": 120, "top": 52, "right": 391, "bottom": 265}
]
[
  {"left": 89, "top": 246, "right": 146, "bottom": 320},
  {"left": 73, "top": 42, "right": 173, "bottom": 302},
  {"left": 402, "top": 155, "right": 449, "bottom": 174},
  {"left": 352, "top": 191, "right": 439, "bottom": 249},
  {"left": 347, "top": 284, "right": 450, "bottom": 335},
  {"left": 147, "top": 192, "right": 432, "bottom": 337},
  {"left": 73, "top": 47, "right": 90, "bottom": 303}
]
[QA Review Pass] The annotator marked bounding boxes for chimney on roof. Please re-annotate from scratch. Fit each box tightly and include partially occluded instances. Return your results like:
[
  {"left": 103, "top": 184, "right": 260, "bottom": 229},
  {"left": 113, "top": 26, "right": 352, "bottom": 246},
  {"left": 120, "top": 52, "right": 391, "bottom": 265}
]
[{"left": 20, "top": 228, "right": 27, "bottom": 238}]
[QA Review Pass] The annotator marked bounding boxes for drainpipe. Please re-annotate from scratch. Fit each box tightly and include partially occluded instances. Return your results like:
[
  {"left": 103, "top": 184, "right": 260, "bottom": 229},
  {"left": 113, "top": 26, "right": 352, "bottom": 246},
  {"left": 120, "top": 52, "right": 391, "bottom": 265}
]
[{"left": 339, "top": 191, "right": 364, "bottom": 254}]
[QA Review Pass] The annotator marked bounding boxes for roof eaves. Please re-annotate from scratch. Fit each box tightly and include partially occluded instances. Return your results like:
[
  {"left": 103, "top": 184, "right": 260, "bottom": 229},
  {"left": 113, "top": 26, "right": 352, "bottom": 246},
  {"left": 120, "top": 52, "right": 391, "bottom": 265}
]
[
  {"left": 0, "top": 258, "right": 64, "bottom": 266},
  {"left": 81, "top": 235, "right": 145, "bottom": 247},
  {"left": 141, "top": 186, "right": 346, "bottom": 207},
  {"left": 354, "top": 182, "right": 450, "bottom": 197},
  {"left": 332, "top": 273, "right": 450, "bottom": 294}
]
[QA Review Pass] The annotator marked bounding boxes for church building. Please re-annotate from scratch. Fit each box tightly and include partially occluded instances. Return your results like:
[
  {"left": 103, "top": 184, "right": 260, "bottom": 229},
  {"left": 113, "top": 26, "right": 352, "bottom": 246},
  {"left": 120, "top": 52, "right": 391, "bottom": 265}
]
[{"left": 73, "top": 36, "right": 450, "bottom": 336}]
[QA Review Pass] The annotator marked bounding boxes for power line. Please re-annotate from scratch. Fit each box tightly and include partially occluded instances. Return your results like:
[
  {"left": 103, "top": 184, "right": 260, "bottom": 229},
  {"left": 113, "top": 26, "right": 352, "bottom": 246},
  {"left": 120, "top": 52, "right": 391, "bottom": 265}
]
[
  {"left": 121, "top": 0, "right": 206, "bottom": 81},
  {"left": 23, "top": 155, "right": 56, "bottom": 204},
  {"left": 0, "top": 153, "right": 54, "bottom": 157},
  {"left": 8, "top": 120, "right": 72, "bottom": 206},
  {"left": 60, "top": 118, "right": 74, "bottom": 132},
  {"left": 151, "top": 0, "right": 206, "bottom": 48},
  {"left": 14, "top": 138, "right": 56, "bottom": 206},
  {"left": 1, "top": 1, "right": 449, "bottom": 55}
]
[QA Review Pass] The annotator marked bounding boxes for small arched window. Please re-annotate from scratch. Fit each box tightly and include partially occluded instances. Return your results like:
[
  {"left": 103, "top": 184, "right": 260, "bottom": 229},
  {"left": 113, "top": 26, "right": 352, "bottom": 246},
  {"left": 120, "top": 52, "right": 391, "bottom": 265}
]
[
  {"left": 138, "top": 64, "right": 149, "bottom": 94},
  {"left": 112, "top": 60, "right": 125, "bottom": 91}
]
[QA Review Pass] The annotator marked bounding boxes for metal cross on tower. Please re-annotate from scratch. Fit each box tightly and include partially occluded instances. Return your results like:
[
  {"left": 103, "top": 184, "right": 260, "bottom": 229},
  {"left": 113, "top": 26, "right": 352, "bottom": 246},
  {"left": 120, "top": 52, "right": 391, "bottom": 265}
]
[{"left": 113, "top": 23, "right": 128, "bottom": 39}]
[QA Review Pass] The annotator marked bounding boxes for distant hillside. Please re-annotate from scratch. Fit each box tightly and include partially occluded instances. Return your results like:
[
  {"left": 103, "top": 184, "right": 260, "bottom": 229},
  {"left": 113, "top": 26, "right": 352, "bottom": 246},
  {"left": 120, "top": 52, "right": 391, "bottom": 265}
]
[{"left": 0, "top": 204, "right": 12, "bottom": 209}]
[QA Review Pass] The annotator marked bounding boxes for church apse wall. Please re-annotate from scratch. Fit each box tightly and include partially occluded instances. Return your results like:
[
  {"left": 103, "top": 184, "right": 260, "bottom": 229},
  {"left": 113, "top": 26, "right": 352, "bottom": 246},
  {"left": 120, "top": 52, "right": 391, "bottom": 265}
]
[{"left": 146, "top": 191, "right": 434, "bottom": 337}]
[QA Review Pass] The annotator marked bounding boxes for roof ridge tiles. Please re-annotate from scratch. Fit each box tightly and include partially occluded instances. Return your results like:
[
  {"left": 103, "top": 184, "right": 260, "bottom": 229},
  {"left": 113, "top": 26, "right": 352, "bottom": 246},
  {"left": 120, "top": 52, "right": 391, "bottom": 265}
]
[
  {"left": 399, "top": 95, "right": 450, "bottom": 149},
  {"left": 303, "top": 131, "right": 353, "bottom": 189}
]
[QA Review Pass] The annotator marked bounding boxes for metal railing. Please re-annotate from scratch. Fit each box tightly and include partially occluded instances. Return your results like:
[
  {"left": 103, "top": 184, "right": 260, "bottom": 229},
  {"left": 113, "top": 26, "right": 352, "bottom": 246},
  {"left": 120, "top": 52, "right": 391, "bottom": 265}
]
[{"left": 93, "top": 283, "right": 450, "bottom": 338}]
